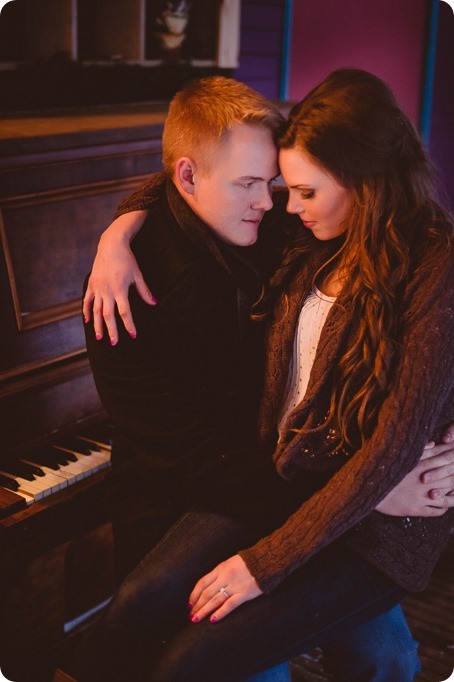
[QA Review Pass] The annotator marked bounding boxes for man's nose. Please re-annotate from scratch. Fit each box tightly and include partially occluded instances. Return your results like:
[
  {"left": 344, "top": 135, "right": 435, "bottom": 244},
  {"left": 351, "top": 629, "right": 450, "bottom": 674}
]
[{"left": 253, "top": 185, "right": 274, "bottom": 211}]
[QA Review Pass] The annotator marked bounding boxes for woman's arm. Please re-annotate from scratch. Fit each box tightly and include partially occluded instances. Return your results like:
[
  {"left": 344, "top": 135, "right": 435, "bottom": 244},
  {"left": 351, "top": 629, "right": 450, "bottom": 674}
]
[
  {"left": 83, "top": 211, "right": 153, "bottom": 343},
  {"left": 83, "top": 172, "right": 166, "bottom": 342},
  {"left": 187, "top": 427, "right": 454, "bottom": 624}
]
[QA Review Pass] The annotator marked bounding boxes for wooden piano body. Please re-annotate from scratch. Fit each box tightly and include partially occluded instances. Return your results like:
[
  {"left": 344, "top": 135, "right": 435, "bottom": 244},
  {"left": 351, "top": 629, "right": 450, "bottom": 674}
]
[{"left": 0, "top": 104, "right": 166, "bottom": 681}]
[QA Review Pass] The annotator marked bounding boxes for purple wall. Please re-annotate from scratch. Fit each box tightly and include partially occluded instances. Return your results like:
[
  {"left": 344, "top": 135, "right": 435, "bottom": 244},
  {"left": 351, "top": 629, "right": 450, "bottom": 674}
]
[
  {"left": 287, "top": 0, "right": 428, "bottom": 124},
  {"left": 233, "top": 0, "right": 452, "bottom": 205}
]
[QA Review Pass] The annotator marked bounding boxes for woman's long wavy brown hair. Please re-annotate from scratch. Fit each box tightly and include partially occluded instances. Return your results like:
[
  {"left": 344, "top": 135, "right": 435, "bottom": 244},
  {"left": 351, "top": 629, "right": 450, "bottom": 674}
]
[{"left": 271, "top": 68, "right": 453, "bottom": 447}]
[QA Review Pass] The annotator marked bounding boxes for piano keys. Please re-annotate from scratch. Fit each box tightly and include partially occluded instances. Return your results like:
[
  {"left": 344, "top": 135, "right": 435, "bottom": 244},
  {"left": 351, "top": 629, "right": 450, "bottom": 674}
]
[{"left": 0, "top": 426, "right": 112, "bottom": 509}]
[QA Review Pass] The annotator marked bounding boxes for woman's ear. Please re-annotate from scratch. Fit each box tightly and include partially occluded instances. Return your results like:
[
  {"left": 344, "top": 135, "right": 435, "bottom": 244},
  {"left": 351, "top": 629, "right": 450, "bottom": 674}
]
[{"left": 175, "top": 157, "right": 197, "bottom": 195}]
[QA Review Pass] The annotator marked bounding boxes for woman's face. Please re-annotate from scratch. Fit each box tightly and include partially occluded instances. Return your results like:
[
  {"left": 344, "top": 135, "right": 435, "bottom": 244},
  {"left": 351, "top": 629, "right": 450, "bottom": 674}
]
[{"left": 279, "top": 147, "right": 353, "bottom": 241}]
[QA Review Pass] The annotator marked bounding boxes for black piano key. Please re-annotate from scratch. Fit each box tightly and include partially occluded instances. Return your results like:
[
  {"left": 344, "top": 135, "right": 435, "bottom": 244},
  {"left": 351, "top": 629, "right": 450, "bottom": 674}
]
[
  {"left": 19, "top": 459, "right": 46, "bottom": 477},
  {"left": 51, "top": 447, "right": 78, "bottom": 463},
  {"left": 56, "top": 436, "right": 93, "bottom": 456},
  {"left": 49, "top": 448, "right": 77, "bottom": 465},
  {"left": 3, "top": 460, "right": 44, "bottom": 480},
  {"left": 0, "top": 473, "right": 19, "bottom": 491},
  {"left": 30, "top": 447, "right": 63, "bottom": 470},
  {"left": 80, "top": 439, "right": 101, "bottom": 452}
]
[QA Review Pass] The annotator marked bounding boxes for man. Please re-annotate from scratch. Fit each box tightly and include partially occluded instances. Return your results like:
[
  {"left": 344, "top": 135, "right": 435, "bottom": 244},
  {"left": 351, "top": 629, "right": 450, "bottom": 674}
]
[{"left": 78, "top": 77, "right": 453, "bottom": 682}]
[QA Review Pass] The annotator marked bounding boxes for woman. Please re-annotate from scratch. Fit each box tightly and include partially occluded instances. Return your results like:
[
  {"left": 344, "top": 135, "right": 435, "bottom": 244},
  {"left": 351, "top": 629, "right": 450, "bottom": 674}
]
[{"left": 75, "top": 69, "right": 453, "bottom": 681}]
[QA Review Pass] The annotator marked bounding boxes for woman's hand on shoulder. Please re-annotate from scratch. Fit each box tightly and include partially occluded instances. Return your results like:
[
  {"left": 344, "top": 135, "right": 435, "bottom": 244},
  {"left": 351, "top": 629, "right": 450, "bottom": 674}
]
[
  {"left": 188, "top": 554, "right": 263, "bottom": 624},
  {"left": 83, "top": 211, "right": 155, "bottom": 344}
]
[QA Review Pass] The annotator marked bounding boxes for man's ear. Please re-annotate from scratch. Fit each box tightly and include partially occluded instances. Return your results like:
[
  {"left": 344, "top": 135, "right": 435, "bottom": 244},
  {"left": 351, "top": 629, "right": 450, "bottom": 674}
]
[{"left": 175, "top": 157, "right": 197, "bottom": 195}]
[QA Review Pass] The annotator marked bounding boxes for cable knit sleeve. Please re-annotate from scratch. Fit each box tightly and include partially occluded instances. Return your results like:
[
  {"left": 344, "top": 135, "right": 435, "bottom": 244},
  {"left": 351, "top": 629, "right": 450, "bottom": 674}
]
[
  {"left": 114, "top": 171, "right": 167, "bottom": 219},
  {"left": 239, "top": 247, "right": 454, "bottom": 593}
]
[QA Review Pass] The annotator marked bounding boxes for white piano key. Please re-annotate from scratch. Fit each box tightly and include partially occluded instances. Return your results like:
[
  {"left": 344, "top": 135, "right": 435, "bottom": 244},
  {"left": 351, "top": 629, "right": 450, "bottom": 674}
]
[
  {"left": 21, "top": 459, "right": 78, "bottom": 487},
  {"left": 57, "top": 458, "right": 90, "bottom": 482},
  {"left": 72, "top": 453, "right": 103, "bottom": 476},
  {"left": 78, "top": 435, "right": 112, "bottom": 451},
  {"left": 9, "top": 488, "right": 35, "bottom": 506},
  {"left": 84, "top": 449, "right": 111, "bottom": 470},
  {"left": 0, "top": 471, "right": 46, "bottom": 501},
  {"left": 20, "top": 460, "right": 70, "bottom": 491},
  {"left": 57, "top": 448, "right": 110, "bottom": 476}
]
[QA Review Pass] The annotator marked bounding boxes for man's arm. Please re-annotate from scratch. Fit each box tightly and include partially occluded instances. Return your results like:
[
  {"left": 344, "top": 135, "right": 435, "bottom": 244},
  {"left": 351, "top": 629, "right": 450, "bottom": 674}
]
[
  {"left": 83, "top": 172, "right": 166, "bottom": 342},
  {"left": 376, "top": 423, "right": 454, "bottom": 516}
]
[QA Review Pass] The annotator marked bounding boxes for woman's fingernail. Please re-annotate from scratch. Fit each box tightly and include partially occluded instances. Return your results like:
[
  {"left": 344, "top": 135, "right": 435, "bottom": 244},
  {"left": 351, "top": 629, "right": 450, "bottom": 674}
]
[
  {"left": 190, "top": 615, "right": 199, "bottom": 623},
  {"left": 210, "top": 615, "right": 218, "bottom": 623},
  {"left": 187, "top": 602, "right": 193, "bottom": 610},
  {"left": 148, "top": 293, "right": 157, "bottom": 305},
  {"left": 129, "top": 330, "right": 137, "bottom": 339},
  {"left": 95, "top": 333, "right": 102, "bottom": 341},
  {"left": 110, "top": 337, "right": 117, "bottom": 346},
  {"left": 83, "top": 315, "right": 88, "bottom": 323}
]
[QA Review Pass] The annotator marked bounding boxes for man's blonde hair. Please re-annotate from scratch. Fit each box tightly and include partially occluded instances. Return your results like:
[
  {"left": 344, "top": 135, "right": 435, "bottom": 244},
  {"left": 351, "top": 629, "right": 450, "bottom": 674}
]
[{"left": 162, "top": 76, "right": 284, "bottom": 176}]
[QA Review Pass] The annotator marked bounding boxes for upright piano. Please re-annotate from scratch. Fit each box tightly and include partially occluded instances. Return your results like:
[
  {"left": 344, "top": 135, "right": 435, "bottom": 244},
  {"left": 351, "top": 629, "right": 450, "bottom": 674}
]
[{"left": 0, "top": 103, "right": 167, "bottom": 681}]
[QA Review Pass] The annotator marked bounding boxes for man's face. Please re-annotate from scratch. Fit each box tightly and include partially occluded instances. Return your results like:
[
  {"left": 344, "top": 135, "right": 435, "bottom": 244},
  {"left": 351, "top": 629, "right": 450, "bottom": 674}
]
[{"left": 188, "top": 124, "right": 279, "bottom": 246}]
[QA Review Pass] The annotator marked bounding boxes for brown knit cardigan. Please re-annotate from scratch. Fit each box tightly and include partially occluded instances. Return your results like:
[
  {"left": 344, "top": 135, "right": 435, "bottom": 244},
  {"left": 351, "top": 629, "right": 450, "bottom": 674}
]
[{"left": 239, "top": 237, "right": 454, "bottom": 594}]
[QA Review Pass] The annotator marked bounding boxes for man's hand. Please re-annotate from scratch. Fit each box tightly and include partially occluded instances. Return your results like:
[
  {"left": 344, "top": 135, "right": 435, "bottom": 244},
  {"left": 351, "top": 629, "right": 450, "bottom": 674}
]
[
  {"left": 82, "top": 211, "right": 155, "bottom": 344},
  {"left": 376, "top": 423, "right": 454, "bottom": 516},
  {"left": 188, "top": 555, "right": 262, "bottom": 624}
]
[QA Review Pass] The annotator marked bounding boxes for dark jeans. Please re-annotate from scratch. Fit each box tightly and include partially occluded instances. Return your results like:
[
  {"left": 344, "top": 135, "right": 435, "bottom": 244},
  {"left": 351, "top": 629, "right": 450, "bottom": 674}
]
[{"left": 72, "top": 511, "right": 412, "bottom": 682}]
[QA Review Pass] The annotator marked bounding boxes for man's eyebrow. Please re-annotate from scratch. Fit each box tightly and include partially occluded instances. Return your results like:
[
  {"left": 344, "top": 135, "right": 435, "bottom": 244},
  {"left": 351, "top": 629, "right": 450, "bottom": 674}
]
[{"left": 237, "top": 174, "right": 280, "bottom": 182}]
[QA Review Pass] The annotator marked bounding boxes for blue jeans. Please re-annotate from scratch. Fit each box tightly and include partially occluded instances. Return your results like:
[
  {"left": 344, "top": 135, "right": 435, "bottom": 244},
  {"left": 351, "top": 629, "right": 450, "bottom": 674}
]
[
  {"left": 248, "top": 603, "right": 420, "bottom": 682},
  {"left": 72, "top": 511, "right": 419, "bottom": 682}
]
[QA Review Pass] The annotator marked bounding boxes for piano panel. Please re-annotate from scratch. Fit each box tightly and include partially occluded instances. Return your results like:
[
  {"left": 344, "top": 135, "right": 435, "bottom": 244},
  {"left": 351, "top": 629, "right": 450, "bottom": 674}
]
[
  {"left": 1, "top": 522, "right": 115, "bottom": 682},
  {"left": 0, "top": 358, "right": 103, "bottom": 455},
  {"left": 0, "top": 104, "right": 167, "bottom": 681},
  {"left": 1, "top": 180, "right": 145, "bottom": 333}
]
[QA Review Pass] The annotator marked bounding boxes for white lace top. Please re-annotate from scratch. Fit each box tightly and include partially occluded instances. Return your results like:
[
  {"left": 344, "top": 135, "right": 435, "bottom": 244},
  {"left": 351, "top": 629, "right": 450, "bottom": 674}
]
[{"left": 278, "top": 286, "right": 336, "bottom": 436}]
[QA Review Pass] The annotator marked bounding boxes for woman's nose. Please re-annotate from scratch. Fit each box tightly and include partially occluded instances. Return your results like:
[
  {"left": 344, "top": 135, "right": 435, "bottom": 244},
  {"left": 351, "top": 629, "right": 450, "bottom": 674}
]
[{"left": 287, "top": 197, "right": 304, "bottom": 214}]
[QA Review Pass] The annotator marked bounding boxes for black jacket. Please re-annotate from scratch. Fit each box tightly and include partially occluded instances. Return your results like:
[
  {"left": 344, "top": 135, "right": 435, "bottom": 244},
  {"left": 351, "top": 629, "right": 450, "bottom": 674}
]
[{"left": 84, "top": 180, "right": 288, "bottom": 577}]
